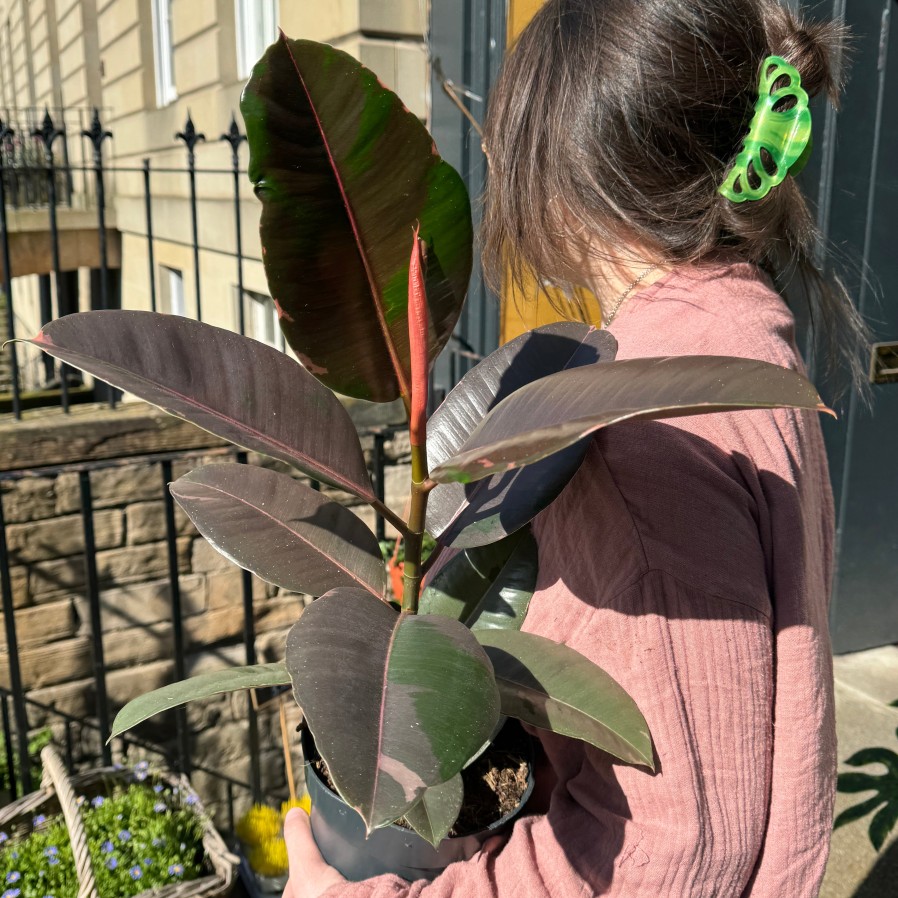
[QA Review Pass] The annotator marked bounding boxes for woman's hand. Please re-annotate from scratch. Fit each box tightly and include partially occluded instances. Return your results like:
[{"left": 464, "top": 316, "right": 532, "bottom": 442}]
[{"left": 282, "top": 808, "right": 347, "bottom": 898}]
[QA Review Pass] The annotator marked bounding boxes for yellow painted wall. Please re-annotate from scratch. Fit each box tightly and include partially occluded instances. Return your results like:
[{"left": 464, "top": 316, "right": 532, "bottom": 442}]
[{"left": 499, "top": 0, "right": 603, "bottom": 343}]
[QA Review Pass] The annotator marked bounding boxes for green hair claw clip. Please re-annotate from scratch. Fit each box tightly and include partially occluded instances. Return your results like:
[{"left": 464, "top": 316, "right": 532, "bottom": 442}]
[{"left": 719, "top": 55, "right": 812, "bottom": 203}]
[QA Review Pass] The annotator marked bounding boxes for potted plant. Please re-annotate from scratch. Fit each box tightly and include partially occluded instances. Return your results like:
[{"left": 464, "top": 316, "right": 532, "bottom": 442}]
[
  {"left": 0, "top": 747, "right": 236, "bottom": 897},
  {"left": 20, "top": 35, "right": 831, "bottom": 881}
]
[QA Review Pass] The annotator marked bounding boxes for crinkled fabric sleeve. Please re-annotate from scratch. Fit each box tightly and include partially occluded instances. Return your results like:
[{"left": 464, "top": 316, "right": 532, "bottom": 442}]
[{"left": 319, "top": 571, "right": 774, "bottom": 898}]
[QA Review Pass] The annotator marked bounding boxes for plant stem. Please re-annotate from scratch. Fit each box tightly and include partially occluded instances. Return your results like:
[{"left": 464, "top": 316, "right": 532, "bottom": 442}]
[
  {"left": 401, "top": 442, "right": 430, "bottom": 614},
  {"left": 371, "top": 499, "right": 411, "bottom": 538}
]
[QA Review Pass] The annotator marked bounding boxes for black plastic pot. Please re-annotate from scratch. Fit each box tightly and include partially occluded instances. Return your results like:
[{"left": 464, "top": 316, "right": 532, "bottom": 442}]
[{"left": 301, "top": 723, "right": 535, "bottom": 882}]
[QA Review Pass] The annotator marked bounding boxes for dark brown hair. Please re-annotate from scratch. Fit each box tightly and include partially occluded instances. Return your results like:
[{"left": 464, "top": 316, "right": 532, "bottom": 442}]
[{"left": 481, "top": 0, "right": 869, "bottom": 398}]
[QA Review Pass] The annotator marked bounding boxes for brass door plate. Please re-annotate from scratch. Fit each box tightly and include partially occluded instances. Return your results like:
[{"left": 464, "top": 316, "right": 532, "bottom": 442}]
[{"left": 870, "top": 342, "right": 898, "bottom": 385}]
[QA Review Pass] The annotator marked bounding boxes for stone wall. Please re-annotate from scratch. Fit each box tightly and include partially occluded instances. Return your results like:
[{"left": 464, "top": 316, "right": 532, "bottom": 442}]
[{"left": 0, "top": 401, "right": 411, "bottom": 820}]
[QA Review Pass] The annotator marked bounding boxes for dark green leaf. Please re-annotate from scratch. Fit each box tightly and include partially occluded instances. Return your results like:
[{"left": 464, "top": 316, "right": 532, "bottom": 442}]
[
  {"left": 27, "top": 312, "right": 374, "bottom": 500},
  {"left": 403, "top": 775, "right": 463, "bottom": 848},
  {"left": 833, "top": 795, "right": 884, "bottom": 830},
  {"left": 869, "top": 800, "right": 898, "bottom": 851},
  {"left": 431, "top": 356, "right": 832, "bottom": 484},
  {"left": 110, "top": 663, "right": 291, "bottom": 739},
  {"left": 844, "top": 748, "right": 898, "bottom": 777},
  {"left": 835, "top": 746, "right": 898, "bottom": 850},
  {"left": 427, "top": 324, "right": 616, "bottom": 547},
  {"left": 419, "top": 528, "right": 537, "bottom": 630},
  {"left": 171, "top": 464, "right": 386, "bottom": 597},
  {"left": 475, "top": 629, "right": 654, "bottom": 770},
  {"left": 286, "top": 589, "right": 499, "bottom": 831},
  {"left": 241, "top": 36, "right": 472, "bottom": 402},
  {"left": 837, "top": 772, "right": 888, "bottom": 793}
]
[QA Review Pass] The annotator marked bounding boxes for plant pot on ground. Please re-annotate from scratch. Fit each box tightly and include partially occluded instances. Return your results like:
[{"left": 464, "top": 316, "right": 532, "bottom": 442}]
[{"left": 21, "top": 34, "right": 833, "bottom": 881}]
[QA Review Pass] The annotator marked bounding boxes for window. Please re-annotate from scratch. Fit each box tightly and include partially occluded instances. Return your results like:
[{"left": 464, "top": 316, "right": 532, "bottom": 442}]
[
  {"left": 152, "top": 0, "right": 177, "bottom": 106},
  {"left": 235, "top": 0, "right": 278, "bottom": 80},
  {"left": 241, "top": 288, "right": 284, "bottom": 350},
  {"left": 159, "top": 267, "right": 185, "bottom": 316}
]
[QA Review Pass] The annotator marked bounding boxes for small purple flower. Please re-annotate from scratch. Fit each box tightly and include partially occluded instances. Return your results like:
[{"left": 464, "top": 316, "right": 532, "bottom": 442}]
[
  {"left": 6, "top": 873, "right": 20, "bottom": 885},
  {"left": 106, "top": 857, "right": 118, "bottom": 871},
  {"left": 151, "top": 837, "right": 166, "bottom": 848},
  {"left": 134, "top": 760, "right": 149, "bottom": 782},
  {"left": 119, "top": 830, "right": 132, "bottom": 842},
  {"left": 185, "top": 794, "right": 198, "bottom": 806},
  {"left": 129, "top": 866, "right": 142, "bottom": 881},
  {"left": 9, "top": 852, "right": 17, "bottom": 861},
  {"left": 0, "top": 832, "right": 7, "bottom": 843},
  {"left": 33, "top": 814, "right": 47, "bottom": 825},
  {"left": 44, "top": 846, "right": 58, "bottom": 857},
  {"left": 43, "top": 894, "right": 54, "bottom": 898},
  {"left": 101, "top": 841, "right": 114, "bottom": 853},
  {"left": 3, "top": 889, "right": 21, "bottom": 898},
  {"left": 48, "top": 857, "right": 59, "bottom": 867},
  {"left": 168, "top": 864, "right": 184, "bottom": 877},
  {"left": 153, "top": 784, "right": 164, "bottom": 794},
  {"left": 153, "top": 802, "right": 167, "bottom": 813},
  {"left": 90, "top": 796, "right": 104, "bottom": 808}
]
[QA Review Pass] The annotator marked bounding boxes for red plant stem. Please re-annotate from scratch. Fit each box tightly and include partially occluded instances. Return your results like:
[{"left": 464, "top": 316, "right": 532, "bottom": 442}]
[
  {"left": 407, "top": 228, "right": 428, "bottom": 450},
  {"left": 401, "top": 228, "right": 432, "bottom": 613}
]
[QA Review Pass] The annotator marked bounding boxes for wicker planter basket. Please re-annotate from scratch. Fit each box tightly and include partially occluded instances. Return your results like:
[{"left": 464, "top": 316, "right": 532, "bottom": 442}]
[{"left": 0, "top": 746, "right": 238, "bottom": 898}]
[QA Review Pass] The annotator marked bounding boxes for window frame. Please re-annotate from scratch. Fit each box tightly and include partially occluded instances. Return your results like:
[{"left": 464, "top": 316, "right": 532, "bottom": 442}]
[
  {"left": 235, "top": 0, "right": 278, "bottom": 81},
  {"left": 151, "top": 0, "right": 177, "bottom": 107}
]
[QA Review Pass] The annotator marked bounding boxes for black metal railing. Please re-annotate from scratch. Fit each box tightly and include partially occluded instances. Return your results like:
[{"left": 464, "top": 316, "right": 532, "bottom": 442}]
[
  {"left": 0, "top": 106, "right": 486, "bottom": 421},
  {"left": 0, "top": 432, "right": 402, "bottom": 807}
]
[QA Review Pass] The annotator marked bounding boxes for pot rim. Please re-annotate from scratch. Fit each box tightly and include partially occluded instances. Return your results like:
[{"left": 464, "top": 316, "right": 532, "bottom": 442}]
[{"left": 300, "top": 721, "right": 536, "bottom": 840}]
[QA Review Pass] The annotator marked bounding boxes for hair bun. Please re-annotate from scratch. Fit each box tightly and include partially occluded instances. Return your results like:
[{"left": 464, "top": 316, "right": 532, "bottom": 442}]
[{"left": 769, "top": 9, "right": 849, "bottom": 104}]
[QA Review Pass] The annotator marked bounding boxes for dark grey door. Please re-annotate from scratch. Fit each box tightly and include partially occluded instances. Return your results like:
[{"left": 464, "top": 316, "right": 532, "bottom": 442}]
[{"left": 802, "top": 0, "right": 898, "bottom": 653}]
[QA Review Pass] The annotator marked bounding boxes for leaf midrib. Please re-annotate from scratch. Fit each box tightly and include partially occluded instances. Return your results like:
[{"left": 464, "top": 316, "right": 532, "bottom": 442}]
[
  {"left": 176, "top": 478, "right": 383, "bottom": 597},
  {"left": 31, "top": 334, "right": 374, "bottom": 500},
  {"left": 280, "top": 38, "right": 410, "bottom": 400}
]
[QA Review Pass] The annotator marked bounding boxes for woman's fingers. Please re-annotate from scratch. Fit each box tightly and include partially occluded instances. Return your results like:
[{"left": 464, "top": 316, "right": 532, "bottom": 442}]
[{"left": 283, "top": 808, "right": 347, "bottom": 898}]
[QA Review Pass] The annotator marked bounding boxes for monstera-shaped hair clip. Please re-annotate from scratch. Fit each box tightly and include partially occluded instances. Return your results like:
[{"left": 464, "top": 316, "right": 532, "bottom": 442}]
[{"left": 720, "top": 55, "right": 812, "bottom": 203}]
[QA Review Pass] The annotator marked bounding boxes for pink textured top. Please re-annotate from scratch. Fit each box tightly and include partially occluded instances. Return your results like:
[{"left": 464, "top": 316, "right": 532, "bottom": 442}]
[{"left": 322, "top": 260, "right": 837, "bottom": 897}]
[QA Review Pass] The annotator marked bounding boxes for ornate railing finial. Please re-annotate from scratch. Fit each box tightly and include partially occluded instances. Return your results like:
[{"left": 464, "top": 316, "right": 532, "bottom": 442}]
[
  {"left": 32, "top": 108, "right": 64, "bottom": 157},
  {"left": 82, "top": 108, "right": 112, "bottom": 157},
  {"left": 175, "top": 110, "right": 206, "bottom": 158},
  {"left": 219, "top": 113, "right": 247, "bottom": 159}
]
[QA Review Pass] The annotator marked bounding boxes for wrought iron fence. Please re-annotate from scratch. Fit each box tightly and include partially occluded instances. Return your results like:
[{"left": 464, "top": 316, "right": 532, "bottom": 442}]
[
  {"left": 0, "top": 106, "right": 486, "bottom": 421},
  {"left": 0, "top": 432, "right": 403, "bottom": 809}
]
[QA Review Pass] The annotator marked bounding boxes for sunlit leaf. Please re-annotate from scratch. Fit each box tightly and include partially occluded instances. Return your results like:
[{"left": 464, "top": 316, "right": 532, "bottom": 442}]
[
  {"left": 286, "top": 589, "right": 499, "bottom": 831},
  {"left": 110, "top": 663, "right": 291, "bottom": 739},
  {"left": 432, "top": 356, "right": 832, "bottom": 484},
  {"left": 241, "top": 36, "right": 472, "bottom": 402},
  {"left": 476, "top": 630, "right": 654, "bottom": 769},
  {"left": 27, "top": 312, "right": 373, "bottom": 499},
  {"left": 171, "top": 464, "right": 386, "bottom": 597},
  {"left": 403, "top": 775, "right": 463, "bottom": 848},
  {"left": 426, "top": 324, "right": 616, "bottom": 547}
]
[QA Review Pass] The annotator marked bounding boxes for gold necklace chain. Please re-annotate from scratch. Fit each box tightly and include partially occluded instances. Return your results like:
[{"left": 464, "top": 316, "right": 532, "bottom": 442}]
[{"left": 604, "top": 265, "right": 659, "bottom": 326}]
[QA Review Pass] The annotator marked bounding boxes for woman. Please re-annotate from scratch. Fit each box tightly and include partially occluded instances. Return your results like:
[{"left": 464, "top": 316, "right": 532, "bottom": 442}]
[{"left": 284, "top": 1, "right": 869, "bottom": 895}]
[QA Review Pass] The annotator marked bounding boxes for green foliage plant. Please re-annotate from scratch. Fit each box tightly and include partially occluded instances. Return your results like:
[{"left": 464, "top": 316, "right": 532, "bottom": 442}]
[
  {"left": 0, "top": 730, "right": 52, "bottom": 793},
  {"left": 22, "top": 35, "right": 833, "bottom": 847},
  {"left": 0, "top": 766, "right": 204, "bottom": 898}
]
